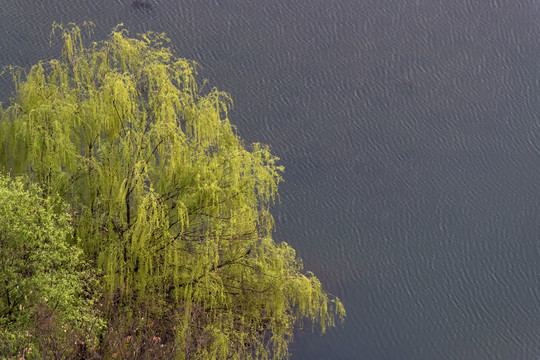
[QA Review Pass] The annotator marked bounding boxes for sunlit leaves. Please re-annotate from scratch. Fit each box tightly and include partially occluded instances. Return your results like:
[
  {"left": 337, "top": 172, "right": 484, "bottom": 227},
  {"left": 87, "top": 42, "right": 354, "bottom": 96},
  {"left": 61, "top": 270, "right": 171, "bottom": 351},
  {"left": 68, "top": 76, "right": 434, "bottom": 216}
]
[
  {"left": 0, "top": 23, "right": 344, "bottom": 359},
  {"left": 0, "top": 174, "right": 104, "bottom": 359}
]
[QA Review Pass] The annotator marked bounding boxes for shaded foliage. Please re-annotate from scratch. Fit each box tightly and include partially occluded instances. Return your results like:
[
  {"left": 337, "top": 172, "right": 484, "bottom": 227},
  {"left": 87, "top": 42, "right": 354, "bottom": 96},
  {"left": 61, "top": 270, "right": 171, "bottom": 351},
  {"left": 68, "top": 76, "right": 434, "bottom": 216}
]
[{"left": 0, "top": 23, "right": 344, "bottom": 359}]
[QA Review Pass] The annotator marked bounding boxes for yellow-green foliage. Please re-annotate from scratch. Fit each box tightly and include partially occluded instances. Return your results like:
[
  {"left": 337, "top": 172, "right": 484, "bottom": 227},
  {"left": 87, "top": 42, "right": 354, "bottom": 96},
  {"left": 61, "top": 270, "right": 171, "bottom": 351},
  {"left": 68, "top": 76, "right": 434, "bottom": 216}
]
[
  {"left": 0, "top": 173, "right": 104, "bottom": 359},
  {"left": 0, "top": 23, "right": 344, "bottom": 359}
]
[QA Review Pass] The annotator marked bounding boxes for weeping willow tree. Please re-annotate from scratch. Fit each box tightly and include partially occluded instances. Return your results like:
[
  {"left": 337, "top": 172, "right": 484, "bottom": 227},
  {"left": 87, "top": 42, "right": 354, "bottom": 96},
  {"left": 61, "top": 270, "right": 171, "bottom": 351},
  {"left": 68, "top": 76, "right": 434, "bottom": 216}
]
[{"left": 0, "top": 23, "right": 344, "bottom": 359}]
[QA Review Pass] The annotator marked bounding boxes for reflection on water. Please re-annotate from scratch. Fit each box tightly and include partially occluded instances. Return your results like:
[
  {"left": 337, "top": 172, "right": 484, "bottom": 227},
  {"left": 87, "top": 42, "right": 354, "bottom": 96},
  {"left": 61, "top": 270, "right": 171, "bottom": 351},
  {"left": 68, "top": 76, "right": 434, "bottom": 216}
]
[{"left": 3, "top": 0, "right": 540, "bottom": 359}]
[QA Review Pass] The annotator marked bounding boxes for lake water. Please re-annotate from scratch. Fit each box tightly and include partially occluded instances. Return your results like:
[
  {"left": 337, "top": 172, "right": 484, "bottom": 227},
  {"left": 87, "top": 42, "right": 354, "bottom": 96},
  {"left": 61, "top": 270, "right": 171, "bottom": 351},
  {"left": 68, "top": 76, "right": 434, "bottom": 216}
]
[{"left": 3, "top": 0, "right": 540, "bottom": 359}]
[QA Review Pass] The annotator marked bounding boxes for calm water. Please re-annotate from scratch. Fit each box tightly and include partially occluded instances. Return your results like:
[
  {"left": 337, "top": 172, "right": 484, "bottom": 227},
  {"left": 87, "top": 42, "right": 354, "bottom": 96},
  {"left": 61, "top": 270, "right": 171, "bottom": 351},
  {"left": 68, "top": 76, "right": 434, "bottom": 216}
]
[{"left": 3, "top": 0, "right": 540, "bottom": 359}]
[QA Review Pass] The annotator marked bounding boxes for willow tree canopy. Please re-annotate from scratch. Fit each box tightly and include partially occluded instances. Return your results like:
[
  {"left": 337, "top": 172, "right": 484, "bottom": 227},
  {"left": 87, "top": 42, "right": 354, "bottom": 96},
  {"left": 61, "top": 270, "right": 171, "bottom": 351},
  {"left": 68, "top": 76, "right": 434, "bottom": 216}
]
[{"left": 0, "top": 23, "right": 344, "bottom": 359}]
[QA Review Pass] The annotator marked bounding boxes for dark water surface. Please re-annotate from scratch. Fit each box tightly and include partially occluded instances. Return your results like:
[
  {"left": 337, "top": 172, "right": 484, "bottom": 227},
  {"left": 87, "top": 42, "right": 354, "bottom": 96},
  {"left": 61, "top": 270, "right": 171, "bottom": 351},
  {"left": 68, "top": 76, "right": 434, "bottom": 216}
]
[{"left": 3, "top": 0, "right": 540, "bottom": 359}]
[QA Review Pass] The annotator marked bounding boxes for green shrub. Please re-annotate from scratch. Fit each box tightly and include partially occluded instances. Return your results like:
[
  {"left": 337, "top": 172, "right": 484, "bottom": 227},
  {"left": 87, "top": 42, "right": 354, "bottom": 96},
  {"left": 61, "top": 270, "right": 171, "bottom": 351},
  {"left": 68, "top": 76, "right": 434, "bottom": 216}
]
[{"left": 0, "top": 174, "right": 104, "bottom": 359}]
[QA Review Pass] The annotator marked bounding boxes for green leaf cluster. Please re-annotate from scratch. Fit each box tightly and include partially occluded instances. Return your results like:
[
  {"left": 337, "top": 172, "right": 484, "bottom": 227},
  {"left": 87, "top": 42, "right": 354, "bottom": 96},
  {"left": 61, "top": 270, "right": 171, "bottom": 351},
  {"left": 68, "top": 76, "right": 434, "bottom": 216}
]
[
  {"left": 0, "top": 23, "right": 344, "bottom": 359},
  {"left": 0, "top": 173, "right": 104, "bottom": 359}
]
